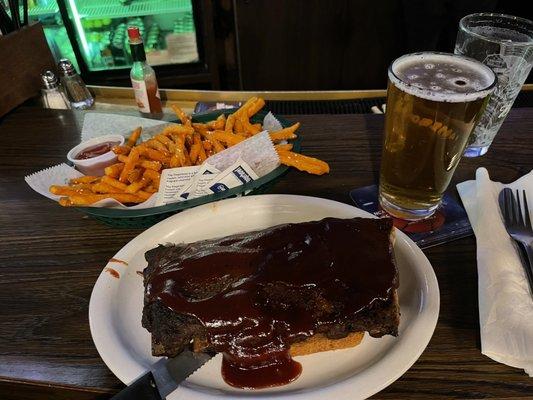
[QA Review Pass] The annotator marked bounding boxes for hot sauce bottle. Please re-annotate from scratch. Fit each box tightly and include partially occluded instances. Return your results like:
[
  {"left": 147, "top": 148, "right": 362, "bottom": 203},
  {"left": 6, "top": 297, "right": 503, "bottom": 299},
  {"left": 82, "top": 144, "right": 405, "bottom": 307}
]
[{"left": 127, "top": 26, "right": 163, "bottom": 114}]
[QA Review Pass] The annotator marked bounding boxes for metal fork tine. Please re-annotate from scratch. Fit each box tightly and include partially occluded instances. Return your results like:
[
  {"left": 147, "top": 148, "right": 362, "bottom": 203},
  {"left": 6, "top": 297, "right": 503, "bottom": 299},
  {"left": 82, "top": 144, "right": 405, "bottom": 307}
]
[
  {"left": 512, "top": 189, "right": 519, "bottom": 224},
  {"left": 506, "top": 188, "right": 515, "bottom": 224},
  {"left": 515, "top": 189, "right": 524, "bottom": 225},
  {"left": 499, "top": 189, "right": 508, "bottom": 223},
  {"left": 501, "top": 188, "right": 508, "bottom": 223},
  {"left": 523, "top": 190, "right": 532, "bottom": 230}
]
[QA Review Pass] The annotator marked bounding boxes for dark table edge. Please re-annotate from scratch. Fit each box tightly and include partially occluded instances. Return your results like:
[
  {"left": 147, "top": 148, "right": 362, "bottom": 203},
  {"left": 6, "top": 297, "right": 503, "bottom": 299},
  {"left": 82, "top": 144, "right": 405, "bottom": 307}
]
[{"left": 0, "top": 377, "right": 116, "bottom": 398}]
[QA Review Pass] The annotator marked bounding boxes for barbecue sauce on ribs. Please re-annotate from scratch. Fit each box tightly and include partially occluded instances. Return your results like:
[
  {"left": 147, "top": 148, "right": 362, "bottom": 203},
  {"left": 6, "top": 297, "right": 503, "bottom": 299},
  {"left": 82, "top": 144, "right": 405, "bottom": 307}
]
[{"left": 145, "top": 217, "right": 397, "bottom": 389}]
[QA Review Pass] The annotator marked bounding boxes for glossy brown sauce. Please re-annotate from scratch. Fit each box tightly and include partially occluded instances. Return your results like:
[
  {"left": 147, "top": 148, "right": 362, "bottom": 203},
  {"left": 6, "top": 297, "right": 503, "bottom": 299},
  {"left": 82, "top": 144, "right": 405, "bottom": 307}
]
[
  {"left": 76, "top": 141, "right": 120, "bottom": 160},
  {"left": 222, "top": 350, "right": 302, "bottom": 389},
  {"left": 146, "top": 217, "right": 396, "bottom": 389},
  {"left": 109, "top": 257, "right": 128, "bottom": 265},
  {"left": 105, "top": 267, "right": 120, "bottom": 279}
]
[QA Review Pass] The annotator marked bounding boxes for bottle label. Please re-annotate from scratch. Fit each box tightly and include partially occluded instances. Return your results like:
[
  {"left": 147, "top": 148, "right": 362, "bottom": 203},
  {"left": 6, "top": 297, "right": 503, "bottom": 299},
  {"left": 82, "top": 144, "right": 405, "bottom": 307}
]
[{"left": 132, "top": 78, "right": 150, "bottom": 113}]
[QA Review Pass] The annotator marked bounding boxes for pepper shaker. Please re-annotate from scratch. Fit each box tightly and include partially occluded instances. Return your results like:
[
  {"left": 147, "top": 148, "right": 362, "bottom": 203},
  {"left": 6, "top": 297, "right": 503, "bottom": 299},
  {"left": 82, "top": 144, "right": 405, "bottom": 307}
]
[{"left": 57, "top": 59, "right": 95, "bottom": 110}]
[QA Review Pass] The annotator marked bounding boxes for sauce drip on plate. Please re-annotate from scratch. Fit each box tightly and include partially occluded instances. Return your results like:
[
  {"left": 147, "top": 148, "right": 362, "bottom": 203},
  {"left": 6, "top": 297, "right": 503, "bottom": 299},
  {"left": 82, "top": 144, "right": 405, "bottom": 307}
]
[
  {"left": 109, "top": 258, "right": 128, "bottom": 265},
  {"left": 104, "top": 267, "right": 120, "bottom": 279}
]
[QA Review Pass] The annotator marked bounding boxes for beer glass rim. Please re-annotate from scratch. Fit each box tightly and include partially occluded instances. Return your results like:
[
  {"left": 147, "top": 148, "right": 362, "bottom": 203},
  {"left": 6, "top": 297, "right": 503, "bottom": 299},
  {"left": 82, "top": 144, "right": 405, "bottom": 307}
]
[
  {"left": 388, "top": 52, "right": 497, "bottom": 103},
  {"left": 459, "top": 13, "right": 533, "bottom": 47}
]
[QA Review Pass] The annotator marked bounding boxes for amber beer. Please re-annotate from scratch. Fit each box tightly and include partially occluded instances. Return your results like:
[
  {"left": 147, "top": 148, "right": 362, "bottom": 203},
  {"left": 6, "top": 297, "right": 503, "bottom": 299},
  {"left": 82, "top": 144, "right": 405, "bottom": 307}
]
[{"left": 379, "top": 52, "right": 496, "bottom": 220}]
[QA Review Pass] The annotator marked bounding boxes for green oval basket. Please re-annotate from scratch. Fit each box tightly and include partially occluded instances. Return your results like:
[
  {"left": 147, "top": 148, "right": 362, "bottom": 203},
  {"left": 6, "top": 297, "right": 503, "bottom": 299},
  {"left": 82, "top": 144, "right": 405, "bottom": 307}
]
[{"left": 76, "top": 109, "right": 300, "bottom": 228}]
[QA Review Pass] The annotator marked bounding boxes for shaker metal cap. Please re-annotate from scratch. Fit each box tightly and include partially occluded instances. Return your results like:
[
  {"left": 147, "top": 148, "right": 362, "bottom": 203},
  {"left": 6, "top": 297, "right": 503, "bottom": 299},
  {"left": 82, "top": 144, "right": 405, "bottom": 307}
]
[
  {"left": 57, "top": 59, "right": 77, "bottom": 76},
  {"left": 41, "top": 70, "right": 59, "bottom": 89}
]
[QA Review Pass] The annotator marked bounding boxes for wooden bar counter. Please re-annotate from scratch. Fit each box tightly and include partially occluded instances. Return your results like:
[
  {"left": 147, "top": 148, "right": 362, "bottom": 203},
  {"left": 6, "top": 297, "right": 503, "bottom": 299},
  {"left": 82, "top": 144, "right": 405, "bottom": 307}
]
[{"left": 0, "top": 96, "right": 532, "bottom": 399}]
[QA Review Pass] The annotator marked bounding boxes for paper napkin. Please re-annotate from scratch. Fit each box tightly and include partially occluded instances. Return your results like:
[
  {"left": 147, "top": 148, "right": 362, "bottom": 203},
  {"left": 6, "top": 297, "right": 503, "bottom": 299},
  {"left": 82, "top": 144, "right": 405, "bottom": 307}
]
[
  {"left": 81, "top": 112, "right": 172, "bottom": 142},
  {"left": 457, "top": 168, "right": 533, "bottom": 376}
]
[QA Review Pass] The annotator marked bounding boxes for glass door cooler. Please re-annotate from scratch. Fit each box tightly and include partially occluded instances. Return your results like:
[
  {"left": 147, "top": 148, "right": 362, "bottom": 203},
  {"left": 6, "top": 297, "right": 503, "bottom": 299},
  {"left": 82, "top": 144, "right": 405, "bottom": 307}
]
[{"left": 28, "top": 0, "right": 217, "bottom": 88}]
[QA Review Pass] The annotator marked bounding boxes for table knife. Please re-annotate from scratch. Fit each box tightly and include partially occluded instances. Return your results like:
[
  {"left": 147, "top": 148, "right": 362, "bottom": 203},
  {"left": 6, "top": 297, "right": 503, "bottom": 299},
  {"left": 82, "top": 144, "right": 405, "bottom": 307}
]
[{"left": 111, "top": 350, "right": 214, "bottom": 400}]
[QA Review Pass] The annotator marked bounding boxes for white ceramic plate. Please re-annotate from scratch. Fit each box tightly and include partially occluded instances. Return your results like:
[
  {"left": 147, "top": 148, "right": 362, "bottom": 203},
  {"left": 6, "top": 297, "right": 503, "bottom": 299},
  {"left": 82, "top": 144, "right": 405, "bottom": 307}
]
[{"left": 89, "top": 195, "right": 440, "bottom": 400}]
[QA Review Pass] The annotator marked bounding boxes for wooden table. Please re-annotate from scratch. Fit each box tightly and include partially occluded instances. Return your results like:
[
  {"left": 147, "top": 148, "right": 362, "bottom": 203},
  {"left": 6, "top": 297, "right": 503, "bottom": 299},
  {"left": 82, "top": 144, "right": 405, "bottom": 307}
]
[{"left": 1, "top": 105, "right": 532, "bottom": 400}]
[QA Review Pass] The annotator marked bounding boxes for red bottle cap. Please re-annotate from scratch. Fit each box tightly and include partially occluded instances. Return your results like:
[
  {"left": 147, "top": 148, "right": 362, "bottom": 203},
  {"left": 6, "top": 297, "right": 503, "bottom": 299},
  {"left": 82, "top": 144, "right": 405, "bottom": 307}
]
[{"left": 127, "top": 26, "right": 141, "bottom": 41}]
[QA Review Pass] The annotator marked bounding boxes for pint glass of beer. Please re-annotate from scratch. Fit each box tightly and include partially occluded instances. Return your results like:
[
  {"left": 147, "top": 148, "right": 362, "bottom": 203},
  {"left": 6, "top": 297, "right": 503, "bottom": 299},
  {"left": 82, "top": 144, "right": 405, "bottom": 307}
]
[{"left": 379, "top": 52, "right": 496, "bottom": 220}]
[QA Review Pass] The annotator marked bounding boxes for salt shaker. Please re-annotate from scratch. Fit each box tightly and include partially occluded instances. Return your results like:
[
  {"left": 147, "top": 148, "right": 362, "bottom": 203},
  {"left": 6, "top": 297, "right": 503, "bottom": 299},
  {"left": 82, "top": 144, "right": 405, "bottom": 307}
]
[
  {"left": 40, "top": 70, "right": 70, "bottom": 110},
  {"left": 57, "top": 59, "right": 95, "bottom": 110}
]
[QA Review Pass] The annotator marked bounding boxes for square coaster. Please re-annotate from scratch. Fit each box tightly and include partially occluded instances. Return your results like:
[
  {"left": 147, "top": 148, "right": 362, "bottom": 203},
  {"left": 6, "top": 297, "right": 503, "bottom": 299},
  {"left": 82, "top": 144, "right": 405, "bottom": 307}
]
[{"left": 350, "top": 185, "right": 472, "bottom": 249}]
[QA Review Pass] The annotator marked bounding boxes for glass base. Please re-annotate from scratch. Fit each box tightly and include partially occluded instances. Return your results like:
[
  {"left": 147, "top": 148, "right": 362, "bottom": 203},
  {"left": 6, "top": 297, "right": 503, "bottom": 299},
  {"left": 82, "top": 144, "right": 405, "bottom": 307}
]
[
  {"left": 463, "top": 144, "right": 489, "bottom": 157},
  {"left": 379, "top": 194, "right": 440, "bottom": 221}
]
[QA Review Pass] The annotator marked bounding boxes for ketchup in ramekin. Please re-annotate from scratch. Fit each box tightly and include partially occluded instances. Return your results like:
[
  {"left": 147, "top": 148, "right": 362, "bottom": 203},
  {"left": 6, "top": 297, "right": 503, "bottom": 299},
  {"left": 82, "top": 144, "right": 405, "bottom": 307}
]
[
  {"left": 75, "top": 141, "right": 121, "bottom": 160},
  {"left": 67, "top": 134, "right": 125, "bottom": 176}
]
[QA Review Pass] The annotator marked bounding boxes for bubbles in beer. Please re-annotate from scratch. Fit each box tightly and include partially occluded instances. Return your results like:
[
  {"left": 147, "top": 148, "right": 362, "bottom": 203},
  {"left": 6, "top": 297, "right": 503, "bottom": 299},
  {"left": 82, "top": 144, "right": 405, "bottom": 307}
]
[{"left": 389, "top": 52, "right": 496, "bottom": 102}]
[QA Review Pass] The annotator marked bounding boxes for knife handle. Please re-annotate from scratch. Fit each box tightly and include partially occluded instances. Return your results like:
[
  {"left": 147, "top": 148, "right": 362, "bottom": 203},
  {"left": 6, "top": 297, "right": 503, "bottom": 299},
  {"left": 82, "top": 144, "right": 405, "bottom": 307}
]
[{"left": 111, "top": 371, "right": 163, "bottom": 400}]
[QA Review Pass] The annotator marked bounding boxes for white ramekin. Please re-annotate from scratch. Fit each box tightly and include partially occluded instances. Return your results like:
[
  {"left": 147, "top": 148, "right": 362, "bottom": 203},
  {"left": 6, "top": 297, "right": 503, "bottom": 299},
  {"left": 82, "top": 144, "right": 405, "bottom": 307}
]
[{"left": 67, "top": 134, "right": 125, "bottom": 176}]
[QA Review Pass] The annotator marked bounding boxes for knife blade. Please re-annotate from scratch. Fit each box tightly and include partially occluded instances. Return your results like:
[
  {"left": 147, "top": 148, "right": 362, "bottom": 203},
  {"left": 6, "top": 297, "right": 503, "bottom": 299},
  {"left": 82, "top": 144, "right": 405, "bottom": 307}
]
[{"left": 111, "top": 350, "right": 215, "bottom": 400}]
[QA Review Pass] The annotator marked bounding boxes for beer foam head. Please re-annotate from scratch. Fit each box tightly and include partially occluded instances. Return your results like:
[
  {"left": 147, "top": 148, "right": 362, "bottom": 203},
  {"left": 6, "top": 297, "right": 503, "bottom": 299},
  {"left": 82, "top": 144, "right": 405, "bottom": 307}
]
[{"left": 389, "top": 52, "right": 496, "bottom": 102}]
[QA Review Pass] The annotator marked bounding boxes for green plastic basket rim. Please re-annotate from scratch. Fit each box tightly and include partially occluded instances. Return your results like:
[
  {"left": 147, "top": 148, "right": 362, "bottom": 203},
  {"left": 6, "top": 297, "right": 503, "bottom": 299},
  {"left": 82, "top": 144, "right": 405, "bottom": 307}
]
[{"left": 77, "top": 109, "right": 300, "bottom": 219}]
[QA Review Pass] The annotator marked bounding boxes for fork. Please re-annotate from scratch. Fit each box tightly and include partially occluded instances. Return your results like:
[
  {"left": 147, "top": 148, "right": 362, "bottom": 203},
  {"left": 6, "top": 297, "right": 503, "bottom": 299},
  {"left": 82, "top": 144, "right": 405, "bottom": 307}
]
[{"left": 498, "top": 188, "right": 533, "bottom": 295}]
